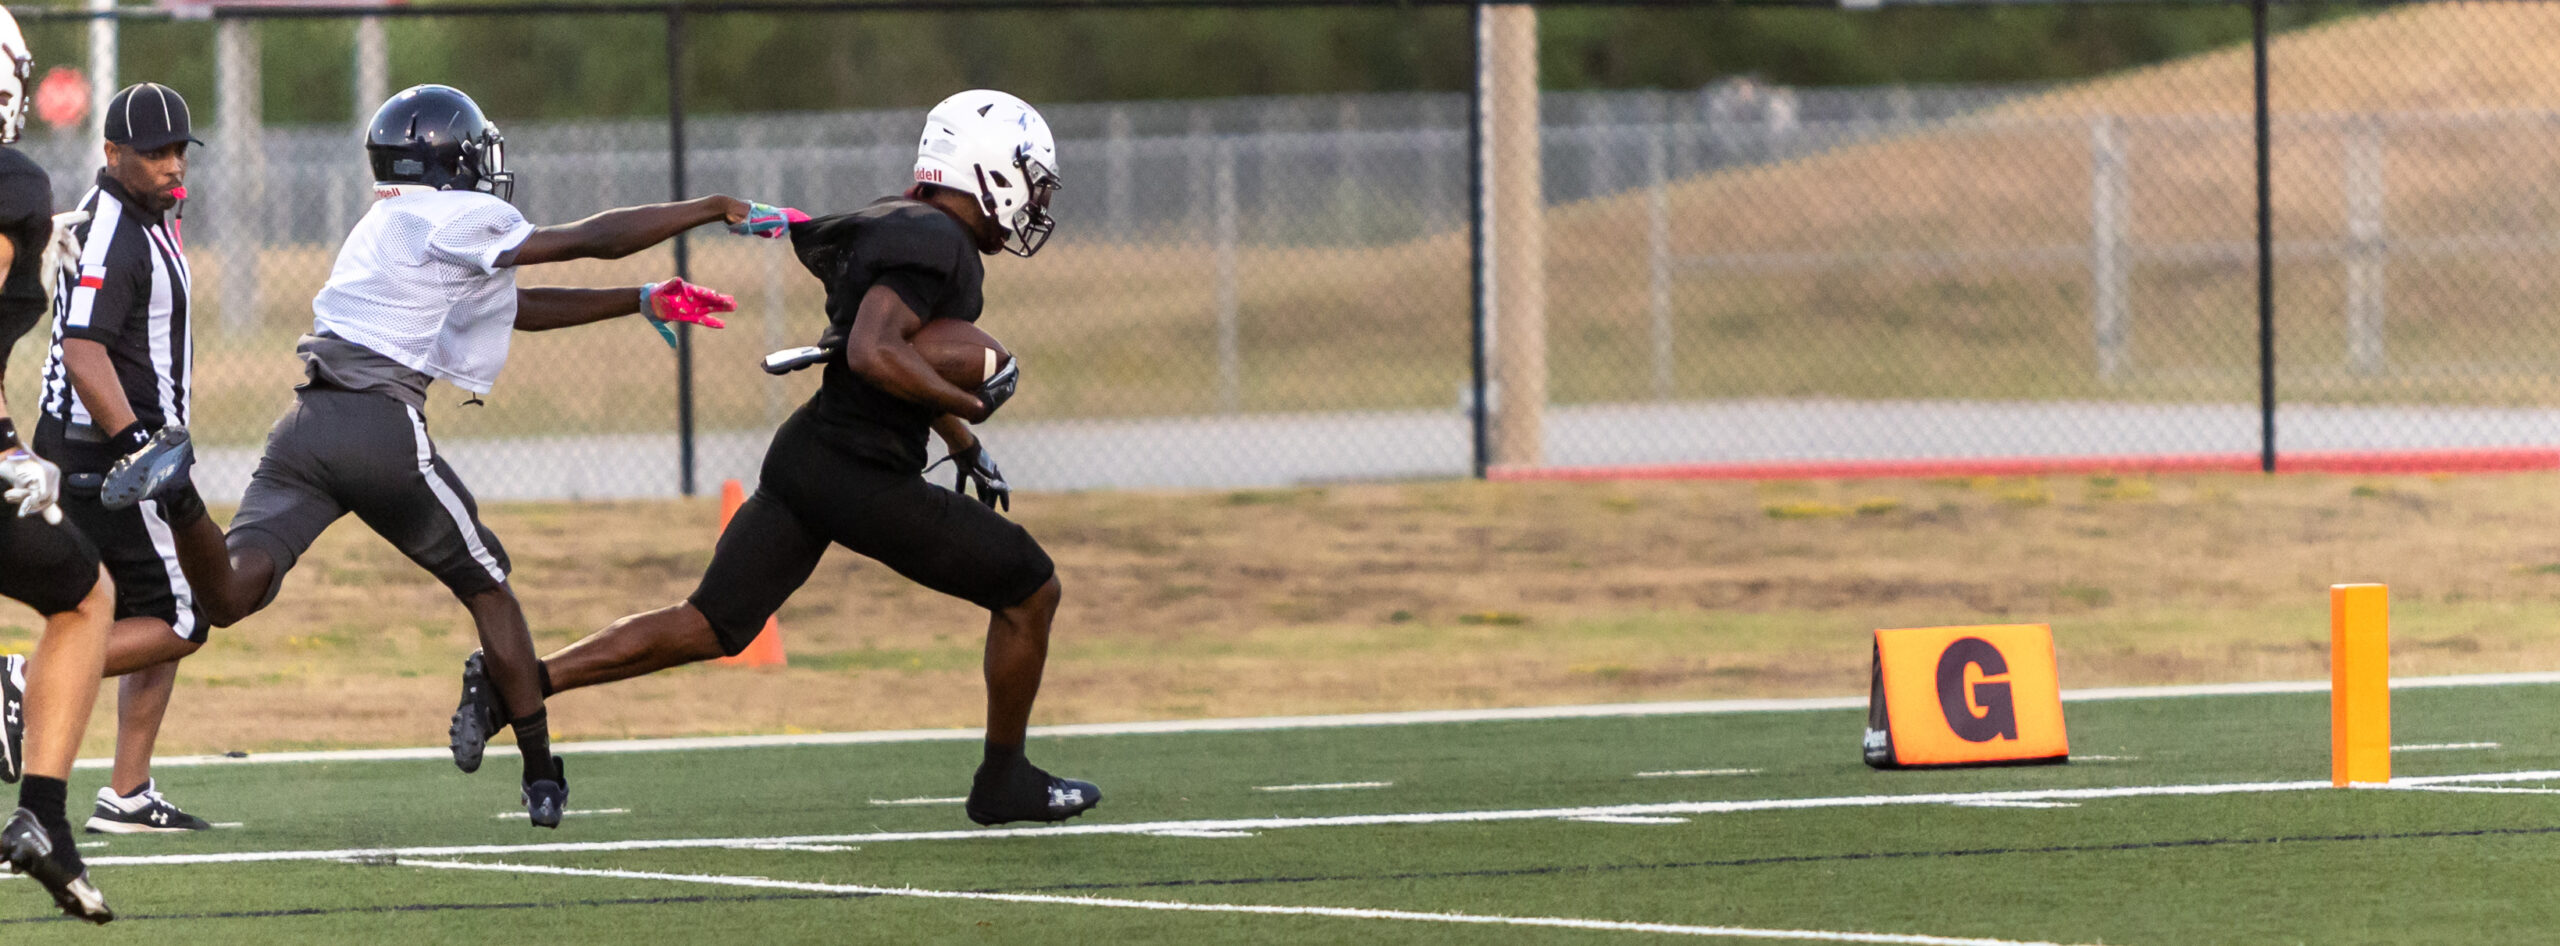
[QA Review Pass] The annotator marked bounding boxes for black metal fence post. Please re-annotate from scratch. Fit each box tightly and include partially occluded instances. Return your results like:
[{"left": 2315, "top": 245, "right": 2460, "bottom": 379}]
[
  {"left": 2254, "top": 0, "right": 2275, "bottom": 474},
  {"left": 667, "top": 4, "right": 698, "bottom": 496}
]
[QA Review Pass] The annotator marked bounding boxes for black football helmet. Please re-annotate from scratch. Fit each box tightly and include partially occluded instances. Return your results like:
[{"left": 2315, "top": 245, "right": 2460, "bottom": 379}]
[{"left": 365, "top": 84, "right": 512, "bottom": 201}]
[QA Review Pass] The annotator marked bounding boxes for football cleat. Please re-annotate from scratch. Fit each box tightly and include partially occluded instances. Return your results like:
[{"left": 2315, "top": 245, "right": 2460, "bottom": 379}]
[
  {"left": 522, "top": 758, "right": 567, "bottom": 829},
  {"left": 2, "top": 653, "right": 24, "bottom": 784},
  {"left": 97, "top": 425, "right": 189, "bottom": 511},
  {"left": 965, "top": 760, "right": 1101, "bottom": 826},
  {"left": 449, "top": 650, "right": 503, "bottom": 774},
  {"left": 85, "top": 780, "right": 213, "bottom": 834},
  {"left": 3, "top": 808, "right": 112, "bottom": 923}
]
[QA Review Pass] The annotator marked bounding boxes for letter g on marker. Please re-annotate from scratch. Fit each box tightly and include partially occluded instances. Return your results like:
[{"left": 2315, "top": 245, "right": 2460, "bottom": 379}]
[{"left": 1934, "top": 637, "right": 2019, "bottom": 742}]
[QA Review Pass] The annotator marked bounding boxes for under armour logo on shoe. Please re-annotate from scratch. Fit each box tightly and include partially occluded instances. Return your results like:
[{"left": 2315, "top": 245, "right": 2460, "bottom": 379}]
[
  {"left": 147, "top": 810, "right": 167, "bottom": 825},
  {"left": 1049, "top": 786, "right": 1084, "bottom": 808}
]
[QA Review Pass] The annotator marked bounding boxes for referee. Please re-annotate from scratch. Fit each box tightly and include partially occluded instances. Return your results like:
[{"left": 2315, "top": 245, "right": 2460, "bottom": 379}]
[{"left": 30, "top": 83, "right": 215, "bottom": 835}]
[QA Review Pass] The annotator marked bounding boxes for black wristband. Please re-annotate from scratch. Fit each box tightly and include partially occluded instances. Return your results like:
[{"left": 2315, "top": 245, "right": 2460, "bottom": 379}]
[
  {"left": 109, "top": 423, "right": 149, "bottom": 454},
  {"left": 0, "top": 417, "right": 16, "bottom": 451}
]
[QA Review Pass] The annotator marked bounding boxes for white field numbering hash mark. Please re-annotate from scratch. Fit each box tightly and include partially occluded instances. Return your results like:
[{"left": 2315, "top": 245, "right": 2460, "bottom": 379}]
[
  {"left": 494, "top": 808, "right": 629, "bottom": 820},
  {"left": 385, "top": 858, "right": 2101, "bottom": 946},
  {"left": 1255, "top": 781, "right": 1392, "bottom": 792},
  {"left": 1636, "top": 769, "right": 1760, "bottom": 779},
  {"left": 87, "top": 769, "right": 2560, "bottom": 869}
]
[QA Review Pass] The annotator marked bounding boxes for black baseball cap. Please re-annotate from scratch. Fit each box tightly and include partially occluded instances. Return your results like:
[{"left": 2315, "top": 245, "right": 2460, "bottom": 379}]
[{"left": 104, "top": 83, "right": 204, "bottom": 151}]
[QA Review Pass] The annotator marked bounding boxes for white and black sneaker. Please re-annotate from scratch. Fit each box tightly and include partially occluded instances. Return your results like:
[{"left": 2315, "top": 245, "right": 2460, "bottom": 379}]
[
  {"left": 3, "top": 808, "right": 112, "bottom": 923},
  {"left": 85, "top": 780, "right": 214, "bottom": 834},
  {"left": 2, "top": 653, "right": 24, "bottom": 784}
]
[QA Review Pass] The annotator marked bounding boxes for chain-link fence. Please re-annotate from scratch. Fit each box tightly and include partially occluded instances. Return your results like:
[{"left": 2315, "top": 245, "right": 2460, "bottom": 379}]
[{"left": 7, "top": 2, "right": 2555, "bottom": 500}]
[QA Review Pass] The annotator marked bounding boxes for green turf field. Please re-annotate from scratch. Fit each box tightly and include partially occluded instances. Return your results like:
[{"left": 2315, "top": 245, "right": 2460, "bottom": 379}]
[{"left": 8, "top": 680, "right": 2560, "bottom": 944}]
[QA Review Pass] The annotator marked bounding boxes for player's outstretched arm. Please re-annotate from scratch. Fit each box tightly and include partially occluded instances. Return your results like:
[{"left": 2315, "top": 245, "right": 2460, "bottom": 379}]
[
  {"left": 844, "top": 284, "right": 990, "bottom": 422},
  {"left": 513, "top": 279, "right": 733, "bottom": 334},
  {"left": 498, "top": 196, "right": 759, "bottom": 267}
]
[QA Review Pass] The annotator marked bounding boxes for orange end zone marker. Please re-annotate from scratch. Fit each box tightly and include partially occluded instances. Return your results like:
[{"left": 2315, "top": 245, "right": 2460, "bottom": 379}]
[
  {"left": 713, "top": 478, "right": 787, "bottom": 668},
  {"left": 2330, "top": 583, "right": 2389, "bottom": 787}
]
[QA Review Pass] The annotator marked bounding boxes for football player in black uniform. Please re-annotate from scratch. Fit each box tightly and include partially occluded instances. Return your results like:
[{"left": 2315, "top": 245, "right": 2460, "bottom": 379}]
[
  {"left": 0, "top": 6, "right": 119, "bottom": 922},
  {"left": 469, "top": 89, "right": 1098, "bottom": 825}
]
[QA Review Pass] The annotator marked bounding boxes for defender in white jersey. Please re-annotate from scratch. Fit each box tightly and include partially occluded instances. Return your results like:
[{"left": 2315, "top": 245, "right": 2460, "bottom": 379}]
[{"left": 163, "top": 84, "right": 789, "bottom": 826}]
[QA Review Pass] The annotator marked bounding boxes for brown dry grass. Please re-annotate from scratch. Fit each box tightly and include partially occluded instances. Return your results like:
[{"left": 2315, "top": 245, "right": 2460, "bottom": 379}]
[{"left": 5, "top": 471, "right": 2560, "bottom": 755}]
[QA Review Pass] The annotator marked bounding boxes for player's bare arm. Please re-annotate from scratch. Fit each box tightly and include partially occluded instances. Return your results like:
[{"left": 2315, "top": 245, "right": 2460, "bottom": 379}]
[
  {"left": 846, "top": 284, "right": 990, "bottom": 421},
  {"left": 514, "top": 280, "right": 734, "bottom": 336},
  {"left": 498, "top": 196, "right": 752, "bottom": 267}
]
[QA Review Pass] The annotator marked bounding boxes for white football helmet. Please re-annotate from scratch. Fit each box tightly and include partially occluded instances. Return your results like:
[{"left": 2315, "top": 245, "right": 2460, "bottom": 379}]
[
  {"left": 0, "top": 7, "right": 30, "bottom": 145},
  {"left": 914, "top": 89, "right": 1061, "bottom": 257}
]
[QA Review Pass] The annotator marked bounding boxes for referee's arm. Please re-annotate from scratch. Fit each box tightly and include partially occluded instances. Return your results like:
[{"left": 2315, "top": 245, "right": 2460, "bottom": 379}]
[
  {"left": 57, "top": 341, "right": 137, "bottom": 436},
  {"left": 57, "top": 232, "right": 146, "bottom": 436}
]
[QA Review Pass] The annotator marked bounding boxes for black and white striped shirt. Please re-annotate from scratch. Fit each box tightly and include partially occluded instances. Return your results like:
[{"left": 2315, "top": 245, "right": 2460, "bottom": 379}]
[{"left": 37, "top": 170, "right": 193, "bottom": 436}]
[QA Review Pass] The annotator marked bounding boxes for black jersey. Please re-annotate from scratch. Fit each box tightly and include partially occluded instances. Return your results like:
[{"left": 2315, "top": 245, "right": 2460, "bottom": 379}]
[
  {"left": 787, "top": 197, "right": 986, "bottom": 471},
  {"left": 0, "top": 146, "right": 53, "bottom": 367}
]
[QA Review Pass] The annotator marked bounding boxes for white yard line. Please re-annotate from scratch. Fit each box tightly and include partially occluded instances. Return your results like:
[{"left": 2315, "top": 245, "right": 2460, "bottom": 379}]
[
  {"left": 79, "top": 670, "right": 2560, "bottom": 772},
  {"left": 2393, "top": 743, "right": 2500, "bottom": 752},
  {"left": 2378, "top": 785, "right": 2560, "bottom": 796},
  {"left": 96, "top": 770, "right": 2560, "bottom": 869},
  {"left": 388, "top": 858, "right": 2098, "bottom": 946},
  {"left": 1147, "top": 830, "right": 1260, "bottom": 838},
  {"left": 1951, "top": 801, "right": 2080, "bottom": 810},
  {"left": 868, "top": 797, "right": 966, "bottom": 807},
  {"left": 1566, "top": 815, "right": 1692, "bottom": 824},
  {"left": 728, "top": 843, "right": 859, "bottom": 852},
  {"left": 494, "top": 808, "right": 630, "bottom": 821},
  {"left": 1636, "top": 769, "right": 1760, "bottom": 779},
  {"left": 1255, "top": 781, "right": 1392, "bottom": 792}
]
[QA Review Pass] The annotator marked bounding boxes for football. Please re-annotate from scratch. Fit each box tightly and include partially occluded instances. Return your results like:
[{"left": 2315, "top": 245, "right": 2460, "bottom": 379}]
[{"left": 911, "top": 318, "right": 1011, "bottom": 388}]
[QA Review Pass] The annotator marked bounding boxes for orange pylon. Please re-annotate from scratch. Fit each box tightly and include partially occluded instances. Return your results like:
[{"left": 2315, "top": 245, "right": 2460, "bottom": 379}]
[{"left": 712, "top": 479, "right": 787, "bottom": 668}]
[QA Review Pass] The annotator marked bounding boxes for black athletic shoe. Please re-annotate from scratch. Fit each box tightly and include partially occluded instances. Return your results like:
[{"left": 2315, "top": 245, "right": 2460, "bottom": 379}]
[
  {"left": 98, "top": 426, "right": 189, "bottom": 511},
  {"left": 3, "top": 808, "right": 112, "bottom": 924},
  {"left": 85, "top": 780, "right": 214, "bottom": 834},
  {"left": 965, "top": 759, "right": 1101, "bottom": 826},
  {"left": 522, "top": 758, "right": 567, "bottom": 829},
  {"left": 2, "top": 654, "right": 24, "bottom": 784},
  {"left": 450, "top": 650, "right": 503, "bottom": 774}
]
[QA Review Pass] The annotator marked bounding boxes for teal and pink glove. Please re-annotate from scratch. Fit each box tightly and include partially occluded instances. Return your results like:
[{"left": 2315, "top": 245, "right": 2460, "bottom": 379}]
[
  {"left": 728, "top": 202, "right": 809, "bottom": 239},
  {"left": 639, "top": 278, "right": 736, "bottom": 348}
]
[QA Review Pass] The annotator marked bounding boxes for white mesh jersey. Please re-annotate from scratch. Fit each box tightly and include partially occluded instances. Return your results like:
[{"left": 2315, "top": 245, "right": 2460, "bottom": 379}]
[{"left": 310, "top": 188, "right": 535, "bottom": 395}]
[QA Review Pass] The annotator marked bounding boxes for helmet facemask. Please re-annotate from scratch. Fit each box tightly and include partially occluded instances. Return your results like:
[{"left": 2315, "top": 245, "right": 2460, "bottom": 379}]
[
  {"left": 0, "top": 29, "right": 31, "bottom": 146},
  {"left": 466, "top": 123, "right": 514, "bottom": 202},
  {"left": 996, "top": 152, "right": 1060, "bottom": 258}
]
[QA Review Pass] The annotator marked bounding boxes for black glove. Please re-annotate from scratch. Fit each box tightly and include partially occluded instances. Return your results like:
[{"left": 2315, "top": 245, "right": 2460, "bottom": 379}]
[
  {"left": 949, "top": 442, "right": 1011, "bottom": 512},
  {"left": 975, "top": 358, "right": 1020, "bottom": 421}
]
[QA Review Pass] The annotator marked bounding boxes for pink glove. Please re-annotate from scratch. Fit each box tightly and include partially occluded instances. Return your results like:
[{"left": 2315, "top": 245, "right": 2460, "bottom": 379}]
[{"left": 639, "top": 278, "right": 735, "bottom": 348}]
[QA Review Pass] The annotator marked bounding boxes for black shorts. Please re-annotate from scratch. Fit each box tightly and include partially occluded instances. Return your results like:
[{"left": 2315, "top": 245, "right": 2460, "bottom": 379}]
[
  {"left": 687, "top": 410, "right": 1055, "bottom": 655},
  {"left": 0, "top": 506, "right": 101, "bottom": 616},
  {"left": 51, "top": 488, "right": 205, "bottom": 641},
  {"left": 227, "top": 386, "right": 511, "bottom": 608}
]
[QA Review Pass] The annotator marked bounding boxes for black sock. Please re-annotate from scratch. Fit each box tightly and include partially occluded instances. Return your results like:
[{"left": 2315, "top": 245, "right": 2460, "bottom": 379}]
[
  {"left": 537, "top": 661, "right": 555, "bottom": 698},
  {"left": 15, "top": 775, "right": 74, "bottom": 853},
  {"left": 17, "top": 774, "right": 65, "bottom": 825},
  {"left": 979, "top": 740, "right": 1026, "bottom": 777},
  {"left": 511, "top": 710, "right": 554, "bottom": 782}
]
